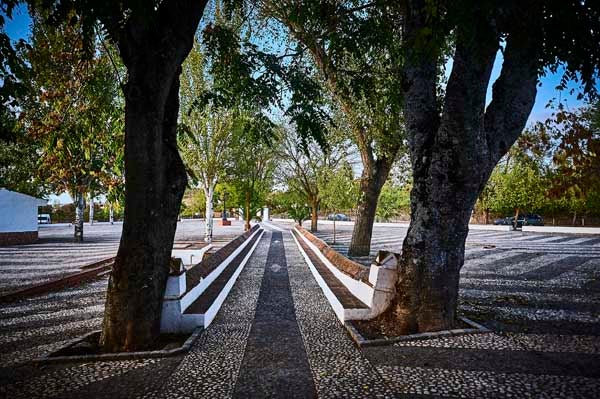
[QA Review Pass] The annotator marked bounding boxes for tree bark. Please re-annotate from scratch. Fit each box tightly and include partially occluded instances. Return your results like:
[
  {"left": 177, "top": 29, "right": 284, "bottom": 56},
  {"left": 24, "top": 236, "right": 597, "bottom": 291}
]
[
  {"left": 89, "top": 194, "right": 94, "bottom": 225},
  {"left": 204, "top": 185, "right": 214, "bottom": 243},
  {"left": 310, "top": 197, "right": 319, "bottom": 232},
  {"left": 375, "top": 1, "right": 541, "bottom": 335},
  {"left": 74, "top": 191, "right": 85, "bottom": 242},
  {"left": 348, "top": 160, "right": 392, "bottom": 256},
  {"left": 245, "top": 190, "right": 251, "bottom": 231},
  {"left": 100, "top": 0, "right": 207, "bottom": 352},
  {"left": 109, "top": 203, "right": 114, "bottom": 225}
]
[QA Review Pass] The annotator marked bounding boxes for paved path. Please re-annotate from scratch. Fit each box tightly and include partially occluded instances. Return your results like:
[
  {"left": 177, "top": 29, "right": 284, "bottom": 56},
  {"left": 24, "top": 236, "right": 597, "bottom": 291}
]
[
  {"left": 1, "top": 223, "right": 599, "bottom": 398},
  {"left": 233, "top": 232, "right": 316, "bottom": 398}
]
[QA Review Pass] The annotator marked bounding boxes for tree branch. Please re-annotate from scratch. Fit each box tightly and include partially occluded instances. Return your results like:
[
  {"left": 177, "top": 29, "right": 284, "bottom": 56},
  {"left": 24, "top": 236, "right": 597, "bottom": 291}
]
[{"left": 484, "top": 33, "right": 540, "bottom": 166}]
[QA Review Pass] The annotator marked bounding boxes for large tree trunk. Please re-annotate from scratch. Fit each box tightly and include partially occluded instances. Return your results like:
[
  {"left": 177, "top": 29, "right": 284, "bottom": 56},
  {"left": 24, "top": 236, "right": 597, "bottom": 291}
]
[
  {"left": 310, "top": 197, "right": 318, "bottom": 231},
  {"left": 74, "top": 191, "right": 85, "bottom": 242},
  {"left": 375, "top": 1, "right": 540, "bottom": 335},
  {"left": 388, "top": 178, "right": 475, "bottom": 333},
  {"left": 348, "top": 161, "right": 392, "bottom": 256},
  {"left": 100, "top": 0, "right": 207, "bottom": 352},
  {"left": 204, "top": 185, "right": 214, "bottom": 243}
]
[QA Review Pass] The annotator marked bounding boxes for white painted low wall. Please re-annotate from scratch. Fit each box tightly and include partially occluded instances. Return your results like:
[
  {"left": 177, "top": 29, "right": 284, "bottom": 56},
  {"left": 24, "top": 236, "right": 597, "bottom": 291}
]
[
  {"left": 171, "top": 246, "right": 212, "bottom": 266},
  {"left": 293, "top": 227, "right": 399, "bottom": 322},
  {"left": 522, "top": 226, "right": 600, "bottom": 235},
  {"left": 160, "top": 227, "right": 263, "bottom": 333}
]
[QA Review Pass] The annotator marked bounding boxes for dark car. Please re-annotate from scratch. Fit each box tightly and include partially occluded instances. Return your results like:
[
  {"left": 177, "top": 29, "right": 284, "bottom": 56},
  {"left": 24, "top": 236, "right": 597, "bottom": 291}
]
[
  {"left": 327, "top": 213, "right": 351, "bottom": 221},
  {"left": 494, "top": 214, "right": 544, "bottom": 228},
  {"left": 523, "top": 214, "right": 544, "bottom": 226},
  {"left": 493, "top": 217, "right": 512, "bottom": 225}
]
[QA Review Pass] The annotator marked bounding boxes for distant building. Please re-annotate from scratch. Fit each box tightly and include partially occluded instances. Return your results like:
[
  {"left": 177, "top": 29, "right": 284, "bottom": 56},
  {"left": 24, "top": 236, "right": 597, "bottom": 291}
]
[{"left": 0, "top": 189, "right": 48, "bottom": 245}]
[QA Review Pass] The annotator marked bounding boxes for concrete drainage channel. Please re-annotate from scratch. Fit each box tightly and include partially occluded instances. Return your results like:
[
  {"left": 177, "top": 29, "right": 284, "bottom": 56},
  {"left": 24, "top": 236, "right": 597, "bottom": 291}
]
[
  {"left": 36, "top": 225, "right": 264, "bottom": 363},
  {"left": 291, "top": 225, "right": 492, "bottom": 347}
]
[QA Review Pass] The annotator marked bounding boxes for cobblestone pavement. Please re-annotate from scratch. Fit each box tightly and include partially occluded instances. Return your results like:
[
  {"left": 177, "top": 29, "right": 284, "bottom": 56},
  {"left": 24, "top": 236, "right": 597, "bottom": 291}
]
[
  {"left": 0, "top": 220, "right": 245, "bottom": 295},
  {"left": 307, "top": 223, "right": 600, "bottom": 397},
  {"left": 1, "top": 222, "right": 599, "bottom": 398},
  {"left": 311, "top": 224, "right": 600, "bottom": 335}
]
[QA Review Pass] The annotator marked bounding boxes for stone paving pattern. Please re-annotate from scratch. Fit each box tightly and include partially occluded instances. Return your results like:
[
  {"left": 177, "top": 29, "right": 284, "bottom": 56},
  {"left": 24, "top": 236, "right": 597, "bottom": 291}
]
[
  {"left": 0, "top": 220, "right": 246, "bottom": 295},
  {"left": 313, "top": 224, "right": 600, "bottom": 335},
  {"left": 0, "top": 222, "right": 599, "bottom": 397}
]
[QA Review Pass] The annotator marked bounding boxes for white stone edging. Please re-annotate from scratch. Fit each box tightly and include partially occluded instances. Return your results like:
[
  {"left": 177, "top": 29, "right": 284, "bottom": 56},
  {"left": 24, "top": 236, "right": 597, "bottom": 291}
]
[
  {"left": 291, "top": 231, "right": 356, "bottom": 322},
  {"left": 294, "top": 227, "right": 374, "bottom": 307},
  {"left": 160, "top": 228, "right": 263, "bottom": 333},
  {"left": 292, "top": 227, "right": 398, "bottom": 322}
]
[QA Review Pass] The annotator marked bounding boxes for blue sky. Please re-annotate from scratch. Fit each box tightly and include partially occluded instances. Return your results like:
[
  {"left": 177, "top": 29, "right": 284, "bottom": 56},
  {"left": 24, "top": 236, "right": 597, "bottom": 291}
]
[{"left": 3, "top": 5, "right": 592, "bottom": 203}]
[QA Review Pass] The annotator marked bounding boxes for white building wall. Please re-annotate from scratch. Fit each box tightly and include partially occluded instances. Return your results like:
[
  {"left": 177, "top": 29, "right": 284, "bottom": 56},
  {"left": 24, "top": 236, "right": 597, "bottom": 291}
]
[{"left": 0, "top": 189, "right": 47, "bottom": 233}]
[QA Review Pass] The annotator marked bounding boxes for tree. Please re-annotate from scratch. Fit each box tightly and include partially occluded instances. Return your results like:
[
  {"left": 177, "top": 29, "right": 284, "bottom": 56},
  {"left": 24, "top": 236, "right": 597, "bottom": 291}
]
[
  {"left": 376, "top": 182, "right": 411, "bottom": 223},
  {"left": 374, "top": 0, "right": 600, "bottom": 335},
  {"left": 228, "top": 115, "right": 278, "bottom": 231},
  {"left": 179, "top": 39, "right": 235, "bottom": 243},
  {"left": 259, "top": 1, "right": 406, "bottom": 256},
  {"left": 0, "top": 110, "right": 49, "bottom": 197},
  {"left": 318, "top": 162, "right": 357, "bottom": 244},
  {"left": 18, "top": 11, "right": 122, "bottom": 242},
  {"left": 277, "top": 126, "right": 349, "bottom": 232},
  {"left": 2, "top": 0, "right": 209, "bottom": 350},
  {"left": 543, "top": 104, "right": 600, "bottom": 225},
  {"left": 486, "top": 160, "right": 546, "bottom": 223},
  {"left": 181, "top": 188, "right": 207, "bottom": 219}
]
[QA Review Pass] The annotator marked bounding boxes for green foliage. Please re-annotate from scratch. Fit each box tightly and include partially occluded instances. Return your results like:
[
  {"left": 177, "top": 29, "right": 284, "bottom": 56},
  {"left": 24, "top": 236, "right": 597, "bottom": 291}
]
[
  {"left": 485, "top": 161, "right": 546, "bottom": 216},
  {"left": 178, "top": 39, "right": 236, "bottom": 192},
  {"left": 276, "top": 125, "right": 351, "bottom": 218},
  {"left": 261, "top": 0, "right": 406, "bottom": 159},
  {"left": 181, "top": 188, "right": 207, "bottom": 218},
  {"left": 376, "top": 182, "right": 411, "bottom": 222},
  {"left": 16, "top": 12, "right": 124, "bottom": 200},
  {"left": 201, "top": 3, "right": 331, "bottom": 148},
  {"left": 225, "top": 120, "right": 279, "bottom": 222},
  {"left": 479, "top": 101, "right": 600, "bottom": 220},
  {"left": 0, "top": 110, "right": 50, "bottom": 197},
  {"left": 318, "top": 162, "right": 357, "bottom": 214},
  {"left": 269, "top": 189, "right": 309, "bottom": 224}
]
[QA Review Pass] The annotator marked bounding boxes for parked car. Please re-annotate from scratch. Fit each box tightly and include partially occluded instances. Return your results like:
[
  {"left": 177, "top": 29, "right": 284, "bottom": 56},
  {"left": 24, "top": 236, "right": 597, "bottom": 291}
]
[
  {"left": 38, "top": 214, "right": 51, "bottom": 224},
  {"left": 522, "top": 214, "right": 544, "bottom": 226},
  {"left": 493, "top": 217, "right": 511, "bottom": 225},
  {"left": 327, "top": 213, "right": 351, "bottom": 221},
  {"left": 493, "top": 214, "right": 544, "bottom": 227}
]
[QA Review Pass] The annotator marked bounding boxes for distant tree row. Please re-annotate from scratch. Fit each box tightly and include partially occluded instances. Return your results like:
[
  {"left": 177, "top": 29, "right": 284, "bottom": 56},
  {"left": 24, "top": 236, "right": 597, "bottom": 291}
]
[{"left": 477, "top": 102, "right": 600, "bottom": 225}]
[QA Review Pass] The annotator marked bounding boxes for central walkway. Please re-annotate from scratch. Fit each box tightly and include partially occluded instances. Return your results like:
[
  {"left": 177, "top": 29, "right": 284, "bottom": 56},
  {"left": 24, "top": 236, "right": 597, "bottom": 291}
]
[
  {"left": 233, "top": 232, "right": 316, "bottom": 397},
  {"left": 151, "top": 227, "right": 391, "bottom": 399}
]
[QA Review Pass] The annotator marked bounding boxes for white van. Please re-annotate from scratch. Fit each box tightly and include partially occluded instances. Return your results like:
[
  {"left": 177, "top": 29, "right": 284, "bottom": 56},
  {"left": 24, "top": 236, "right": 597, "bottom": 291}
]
[{"left": 38, "top": 214, "right": 51, "bottom": 224}]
